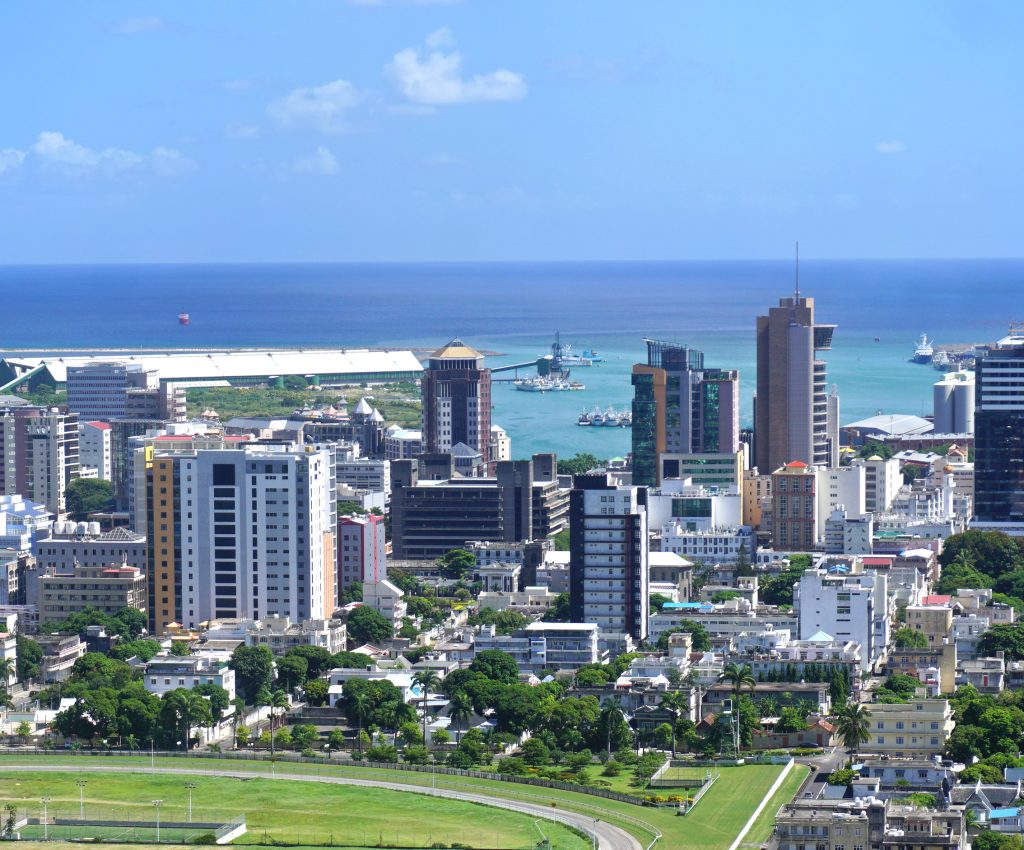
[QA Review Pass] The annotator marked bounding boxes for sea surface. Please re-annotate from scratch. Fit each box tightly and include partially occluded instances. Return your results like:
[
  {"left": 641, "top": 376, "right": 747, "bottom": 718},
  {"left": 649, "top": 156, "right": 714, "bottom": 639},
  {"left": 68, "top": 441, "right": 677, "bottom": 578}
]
[{"left": 0, "top": 260, "right": 1020, "bottom": 458}]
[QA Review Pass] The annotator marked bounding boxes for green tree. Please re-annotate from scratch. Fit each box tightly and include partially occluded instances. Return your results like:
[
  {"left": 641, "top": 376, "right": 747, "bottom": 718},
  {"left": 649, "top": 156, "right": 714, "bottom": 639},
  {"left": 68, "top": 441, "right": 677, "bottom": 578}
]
[
  {"left": 276, "top": 655, "right": 308, "bottom": 691},
  {"left": 332, "top": 650, "right": 372, "bottom": 670},
  {"left": 939, "top": 530, "right": 1024, "bottom": 579},
  {"left": 256, "top": 688, "right": 290, "bottom": 758},
  {"left": 552, "top": 529, "right": 570, "bottom": 551},
  {"left": 109, "top": 639, "right": 161, "bottom": 662},
  {"left": 413, "top": 669, "right": 442, "bottom": 742},
  {"left": 557, "top": 454, "right": 604, "bottom": 476},
  {"left": 649, "top": 594, "right": 671, "bottom": 613},
  {"left": 64, "top": 478, "right": 115, "bottom": 520},
  {"left": 16, "top": 635, "right": 42, "bottom": 682},
  {"left": 655, "top": 620, "right": 711, "bottom": 652},
  {"left": 346, "top": 606, "right": 393, "bottom": 645},
  {"left": 718, "top": 662, "right": 757, "bottom": 700},
  {"left": 542, "top": 593, "right": 571, "bottom": 622},
  {"left": 436, "top": 548, "right": 476, "bottom": 581},
  {"left": 230, "top": 645, "right": 274, "bottom": 702},
  {"left": 833, "top": 702, "right": 871, "bottom": 763},
  {"left": 469, "top": 649, "right": 520, "bottom": 684},
  {"left": 304, "top": 679, "right": 329, "bottom": 706},
  {"left": 448, "top": 691, "right": 474, "bottom": 745},
  {"left": 598, "top": 698, "right": 628, "bottom": 758},
  {"left": 734, "top": 543, "right": 754, "bottom": 577},
  {"left": 978, "top": 623, "right": 1024, "bottom": 660},
  {"left": 658, "top": 692, "right": 688, "bottom": 756},
  {"left": 892, "top": 627, "right": 929, "bottom": 649},
  {"left": 521, "top": 737, "right": 551, "bottom": 765},
  {"left": 935, "top": 557, "right": 994, "bottom": 595}
]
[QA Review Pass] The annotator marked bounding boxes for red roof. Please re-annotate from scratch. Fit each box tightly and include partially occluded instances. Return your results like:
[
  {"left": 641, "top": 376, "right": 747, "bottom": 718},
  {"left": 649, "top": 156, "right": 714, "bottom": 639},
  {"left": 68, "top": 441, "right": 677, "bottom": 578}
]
[
  {"left": 921, "top": 594, "right": 952, "bottom": 606},
  {"left": 863, "top": 557, "right": 894, "bottom": 566},
  {"left": 85, "top": 421, "right": 112, "bottom": 430},
  {"left": 785, "top": 460, "right": 808, "bottom": 468}
]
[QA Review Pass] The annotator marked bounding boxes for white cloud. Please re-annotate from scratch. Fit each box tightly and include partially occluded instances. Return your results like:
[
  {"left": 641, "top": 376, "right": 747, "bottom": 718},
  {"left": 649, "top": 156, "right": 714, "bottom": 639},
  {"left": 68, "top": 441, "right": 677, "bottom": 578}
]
[
  {"left": 0, "top": 148, "right": 26, "bottom": 175},
  {"left": 225, "top": 122, "right": 261, "bottom": 140},
  {"left": 280, "top": 146, "right": 339, "bottom": 177},
  {"left": 112, "top": 16, "right": 169, "bottom": 35},
  {"left": 875, "top": 140, "right": 906, "bottom": 154},
  {"left": 425, "top": 27, "right": 456, "bottom": 49},
  {"left": 387, "top": 35, "right": 526, "bottom": 105},
  {"left": 27, "top": 131, "right": 194, "bottom": 177},
  {"left": 267, "top": 80, "right": 362, "bottom": 132}
]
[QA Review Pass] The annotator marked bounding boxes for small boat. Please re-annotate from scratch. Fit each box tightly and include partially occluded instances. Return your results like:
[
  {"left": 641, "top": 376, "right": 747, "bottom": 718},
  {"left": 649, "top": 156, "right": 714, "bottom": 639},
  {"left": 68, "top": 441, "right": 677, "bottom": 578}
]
[
  {"left": 178, "top": 312, "right": 190, "bottom": 325},
  {"left": 912, "top": 334, "right": 933, "bottom": 363},
  {"left": 577, "top": 407, "right": 630, "bottom": 427},
  {"left": 874, "top": 337, "right": 880, "bottom": 343},
  {"left": 581, "top": 349, "right": 604, "bottom": 362}
]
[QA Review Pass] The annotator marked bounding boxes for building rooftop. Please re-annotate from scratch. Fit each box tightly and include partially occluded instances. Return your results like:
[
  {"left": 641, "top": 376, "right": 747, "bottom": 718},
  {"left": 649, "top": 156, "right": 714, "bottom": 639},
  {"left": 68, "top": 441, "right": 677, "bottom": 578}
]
[
  {"left": 844, "top": 413, "right": 934, "bottom": 435},
  {"left": 430, "top": 339, "right": 483, "bottom": 360}
]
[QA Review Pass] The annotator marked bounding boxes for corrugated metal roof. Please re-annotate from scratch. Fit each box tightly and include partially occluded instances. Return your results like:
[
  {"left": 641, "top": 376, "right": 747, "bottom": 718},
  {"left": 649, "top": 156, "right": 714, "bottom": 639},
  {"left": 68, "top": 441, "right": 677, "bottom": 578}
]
[{"left": 5, "top": 348, "right": 423, "bottom": 383}]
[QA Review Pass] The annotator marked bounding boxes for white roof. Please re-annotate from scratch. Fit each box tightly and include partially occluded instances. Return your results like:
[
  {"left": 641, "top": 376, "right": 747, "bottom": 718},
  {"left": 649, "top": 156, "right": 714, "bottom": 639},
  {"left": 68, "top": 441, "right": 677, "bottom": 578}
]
[
  {"left": 649, "top": 551, "right": 694, "bottom": 567},
  {"left": 524, "top": 621, "right": 598, "bottom": 633},
  {"left": 7, "top": 348, "right": 422, "bottom": 384},
  {"left": 843, "top": 414, "right": 933, "bottom": 436}
]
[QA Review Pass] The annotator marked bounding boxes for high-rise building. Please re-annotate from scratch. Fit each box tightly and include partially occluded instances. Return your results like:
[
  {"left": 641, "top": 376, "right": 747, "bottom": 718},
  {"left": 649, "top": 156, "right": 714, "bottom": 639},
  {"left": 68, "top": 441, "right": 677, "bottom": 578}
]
[
  {"left": 771, "top": 461, "right": 819, "bottom": 551},
  {"left": 66, "top": 361, "right": 185, "bottom": 423},
  {"left": 338, "top": 513, "right": 387, "bottom": 591},
  {"left": 568, "top": 474, "right": 649, "bottom": 641},
  {"left": 79, "top": 421, "right": 112, "bottom": 480},
  {"left": 143, "top": 444, "right": 335, "bottom": 634},
  {"left": 421, "top": 339, "right": 492, "bottom": 467},
  {"left": 755, "top": 292, "right": 838, "bottom": 474},
  {"left": 1, "top": 406, "right": 80, "bottom": 516},
  {"left": 973, "top": 330, "right": 1024, "bottom": 533},
  {"left": 934, "top": 370, "right": 976, "bottom": 435},
  {"left": 631, "top": 339, "right": 739, "bottom": 487}
]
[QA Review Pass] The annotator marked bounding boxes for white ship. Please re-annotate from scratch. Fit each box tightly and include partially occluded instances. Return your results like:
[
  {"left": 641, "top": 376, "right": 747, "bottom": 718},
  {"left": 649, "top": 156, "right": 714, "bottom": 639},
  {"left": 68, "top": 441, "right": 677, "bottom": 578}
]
[
  {"left": 578, "top": 407, "right": 631, "bottom": 427},
  {"left": 912, "top": 334, "right": 934, "bottom": 364}
]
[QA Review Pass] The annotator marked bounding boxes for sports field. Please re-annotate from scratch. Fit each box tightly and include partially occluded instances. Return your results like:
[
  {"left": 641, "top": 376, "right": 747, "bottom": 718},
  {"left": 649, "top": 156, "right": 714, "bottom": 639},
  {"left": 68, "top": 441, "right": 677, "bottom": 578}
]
[{"left": 1, "top": 755, "right": 809, "bottom": 850}]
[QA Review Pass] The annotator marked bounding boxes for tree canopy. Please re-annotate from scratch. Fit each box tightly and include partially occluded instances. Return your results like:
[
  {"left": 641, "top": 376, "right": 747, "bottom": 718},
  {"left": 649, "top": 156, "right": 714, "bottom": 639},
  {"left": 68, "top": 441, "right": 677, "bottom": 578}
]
[
  {"left": 346, "top": 605, "right": 393, "bottom": 645},
  {"left": 64, "top": 478, "right": 115, "bottom": 520}
]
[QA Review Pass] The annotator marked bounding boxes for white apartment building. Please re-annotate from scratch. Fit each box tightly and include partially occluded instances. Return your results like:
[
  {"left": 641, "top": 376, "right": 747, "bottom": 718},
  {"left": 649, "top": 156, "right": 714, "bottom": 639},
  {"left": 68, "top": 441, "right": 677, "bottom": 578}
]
[
  {"left": 852, "top": 455, "right": 902, "bottom": 515},
  {"left": 143, "top": 655, "right": 236, "bottom": 700},
  {"left": 824, "top": 507, "right": 873, "bottom": 554},
  {"left": 647, "top": 600, "right": 798, "bottom": 643},
  {"left": 361, "top": 581, "right": 407, "bottom": 633},
  {"left": 796, "top": 559, "right": 890, "bottom": 669},
  {"left": 569, "top": 477, "right": 649, "bottom": 640},
  {"left": 817, "top": 465, "right": 866, "bottom": 521},
  {"left": 868, "top": 697, "right": 954, "bottom": 756},
  {"left": 336, "top": 458, "right": 390, "bottom": 497},
  {"left": 0, "top": 495, "right": 52, "bottom": 554},
  {"left": 78, "top": 421, "right": 112, "bottom": 481},
  {"left": 203, "top": 615, "right": 348, "bottom": 654},
  {"left": 489, "top": 424, "right": 512, "bottom": 462}
]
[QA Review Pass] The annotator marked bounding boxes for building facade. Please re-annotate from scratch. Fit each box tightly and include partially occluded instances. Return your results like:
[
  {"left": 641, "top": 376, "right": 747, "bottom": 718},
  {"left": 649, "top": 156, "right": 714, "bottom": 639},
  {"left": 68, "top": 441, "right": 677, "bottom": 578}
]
[
  {"left": 1, "top": 406, "right": 81, "bottom": 516},
  {"left": 421, "top": 339, "right": 491, "bottom": 466},
  {"left": 38, "top": 564, "right": 147, "bottom": 626},
  {"left": 78, "top": 421, "right": 112, "bottom": 480}
]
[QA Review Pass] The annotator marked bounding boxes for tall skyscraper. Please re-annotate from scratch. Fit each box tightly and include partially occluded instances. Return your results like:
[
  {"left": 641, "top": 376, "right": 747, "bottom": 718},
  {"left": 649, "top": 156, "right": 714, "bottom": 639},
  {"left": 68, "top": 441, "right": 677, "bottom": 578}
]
[
  {"left": 0, "top": 406, "right": 80, "bottom": 516},
  {"left": 973, "top": 329, "right": 1024, "bottom": 532},
  {"left": 144, "top": 444, "right": 336, "bottom": 633},
  {"left": 755, "top": 291, "right": 837, "bottom": 474},
  {"left": 421, "top": 339, "right": 492, "bottom": 468},
  {"left": 568, "top": 474, "right": 649, "bottom": 640},
  {"left": 631, "top": 339, "right": 740, "bottom": 487}
]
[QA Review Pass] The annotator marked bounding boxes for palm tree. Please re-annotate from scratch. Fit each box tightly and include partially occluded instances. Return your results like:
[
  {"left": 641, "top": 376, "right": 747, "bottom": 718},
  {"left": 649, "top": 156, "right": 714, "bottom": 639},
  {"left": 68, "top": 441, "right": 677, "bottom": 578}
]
[
  {"left": 392, "top": 701, "right": 417, "bottom": 745},
  {"left": 257, "top": 688, "right": 290, "bottom": 758},
  {"left": 757, "top": 696, "right": 780, "bottom": 718},
  {"left": 412, "top": 670, "right": 442, "bottom": 744},
  {"left": 229, "top": 697, "right": 247, "bottom": 749},
  {"left": 599, "top": 698, "right": 625, "bottom": 759},
  {"left": 349, "top": 691, "right": 371, "bottom": 755},
  {"left": 658, "top": 692, "right": 688, "bottom": 757},
  {"left": 832, "top": 702, "right": 871, "bottom": 765},
  {"left": 0, "top": 657, "right": 13, "bottom": 687},
  {"left": 449, "top": 692, "right": 473, "bottom": 746},
  {"left": 718, "top": 662, "right": 757, "bottom": 701}
]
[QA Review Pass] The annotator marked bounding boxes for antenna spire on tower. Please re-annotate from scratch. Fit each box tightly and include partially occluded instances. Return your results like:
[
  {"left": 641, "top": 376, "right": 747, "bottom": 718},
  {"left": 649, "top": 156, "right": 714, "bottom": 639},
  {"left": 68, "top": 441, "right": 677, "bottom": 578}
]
[{"left": 794, "top": 241, "right": 801, "bottom": 300}]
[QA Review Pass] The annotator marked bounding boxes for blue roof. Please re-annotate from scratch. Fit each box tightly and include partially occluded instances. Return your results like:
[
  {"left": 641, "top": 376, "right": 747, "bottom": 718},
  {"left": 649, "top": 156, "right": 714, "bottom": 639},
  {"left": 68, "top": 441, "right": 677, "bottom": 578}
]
[
  {"left": 664, "top": 602, "right": 713, "bottom": 610},
  {"left": 991, "top": 808, "right": 1019, "bottom": 819}
]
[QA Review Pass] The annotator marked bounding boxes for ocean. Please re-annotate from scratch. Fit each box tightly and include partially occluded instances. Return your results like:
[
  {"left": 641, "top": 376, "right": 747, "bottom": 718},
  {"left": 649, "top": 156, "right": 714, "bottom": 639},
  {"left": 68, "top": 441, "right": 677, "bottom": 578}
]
[{"left": 1, "top": 259, "right": 1020, "bottom": 458}]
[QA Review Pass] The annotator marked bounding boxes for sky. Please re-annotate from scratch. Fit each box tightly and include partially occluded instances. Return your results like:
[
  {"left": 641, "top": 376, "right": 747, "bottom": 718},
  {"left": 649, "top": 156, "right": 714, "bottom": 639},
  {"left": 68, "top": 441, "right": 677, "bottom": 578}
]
[{"left": 1, "top": 1, "right": 1022, "bottom": 263}]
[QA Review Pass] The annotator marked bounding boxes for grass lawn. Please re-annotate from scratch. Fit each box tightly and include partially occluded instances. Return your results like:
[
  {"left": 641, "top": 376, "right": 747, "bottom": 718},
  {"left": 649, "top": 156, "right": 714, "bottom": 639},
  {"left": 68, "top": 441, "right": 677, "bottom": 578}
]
[
  {"left": 741, "top": 765, "right": 810, "bottom": 848},
  {"left": 1, "top": 755, "right": 805, "bottom": 850},
  {"left": 0, "top": 771, "right": 588, "bottom": 850}
]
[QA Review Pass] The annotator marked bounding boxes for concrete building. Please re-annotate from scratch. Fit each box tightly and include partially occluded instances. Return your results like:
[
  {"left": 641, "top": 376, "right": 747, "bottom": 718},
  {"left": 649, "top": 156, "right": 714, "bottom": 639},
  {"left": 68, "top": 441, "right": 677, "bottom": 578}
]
[
  {"left": 361, "top": 581, "right": 407, "bottom": 633},
  {"left": 421, "top": 339, "right": 491, "bottom": 467},
  {"left": 35, "top": 524, "right": 147, "bottom": 573},
  {"left": 568, "top": 475, "right": 649, "bottom": 641},
  {"left": 142, "top": 655, "right": 236, "bottom": 700},
  {"left": 384, "top": 426, "right": 422, "bottom": 461},
  {"left": 390, "top": 454, "right": 568, "bottom": 560},
  {"left": 868, "top": 696, "right": 954, "bottom": 756},
  {"left": 142, "top": 444, "right": 336, "bottom": 633},
  {"left": 36, "top": 633, "right": 87, "bottom": 682},
  {"left": 817, "top": 465, "right": 866, "bottom": 518},
  {"left": 934, "top": 370, "right": 975, "bottom": 435},
  {"left": 337, "top": 514, "right": 387, "bottom": 593},
  {"left": 631, "top": 338, "right": 739, "bottom": 487},
  {"left": 489, "top": 424, "right": 512, "bottom": 462},
  {"left": 473, "top": 622, "right": 600, "bottom": 672},
  {"left": 853, "top": 455, "right": 903, "bottom": 515},
  {"left": 904, "top": 603, "right": 953, "bottom": 649},
  {"left": 886, "top": 642, "right": 957, "bottom": 694},
  {"left": 335, "top": 457, "right": 390, "bottom": 500},
  {"left": 37, "top": 563, "right": 146, "bottom": 626},
  {"left": 67, "top": 362, "right": 154, "bottom": 421},
  {"left": 0, "top": 406, "right": 80, "bottom": 516},
  {"left": 772, "top": 461, "right": 820, "bottom": 550},
  {"left": 796, "top": 558, "right": 890, "bottom": 669},
  {"left": 78, "top": 421, "right": 112, "bottom": 480},
  {"left": 755, "top": 290, "right": 838, "bottom": 475},
  {"left": 0, "top": 495, "right": 53, "bottom": 555},
  {"left": 202, "top": 616, "right": 347, "bottom": 654},
  {"left": 973, "top": 330, "right": 1024, "bottom": 534},
  {"left": 824, "top": 508, "right": 874, "bottom": 555},
  {"left": 0, "top": 619, "right": 15, "bottom": 688},
  {"left": 657, "top": 451, "right": 744, "bottom": 490},
  {"left": 742, "top": 472, "right": 772, "bottom": 527}
]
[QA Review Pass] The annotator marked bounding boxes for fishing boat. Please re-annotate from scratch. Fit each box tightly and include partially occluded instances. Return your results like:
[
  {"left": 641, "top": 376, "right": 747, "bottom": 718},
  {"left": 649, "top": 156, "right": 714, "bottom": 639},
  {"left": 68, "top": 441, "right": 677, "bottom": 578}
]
[
  {"left": 581, "top": 349, "right": 604, "bottom": 362},
  {"left": 912, "top": 334, "right": 933, "bottom": 363}
]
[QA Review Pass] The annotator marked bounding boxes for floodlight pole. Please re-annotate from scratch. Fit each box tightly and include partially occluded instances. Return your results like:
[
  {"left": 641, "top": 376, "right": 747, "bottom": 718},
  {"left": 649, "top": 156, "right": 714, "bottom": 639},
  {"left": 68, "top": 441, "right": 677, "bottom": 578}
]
[
  {"left": 185, "top": 783, "right": 197, "bottom": 823},
  {"left": 152, "top": 800, "right": 163, "bottom": 842},
  {"left": 41, "top": 797, "right": 51, "bottom": 841},
  {"left": 77, "top": 779, "right": 87, "bottom": 819}
]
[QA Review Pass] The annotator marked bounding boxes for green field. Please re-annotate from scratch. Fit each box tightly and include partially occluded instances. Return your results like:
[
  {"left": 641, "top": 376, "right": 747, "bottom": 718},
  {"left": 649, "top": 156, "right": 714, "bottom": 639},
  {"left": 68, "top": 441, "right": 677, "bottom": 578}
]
[
  {"left": 742, "top": 765, "right": 810, "bottom": 847},
  {"left": 0, "top": 756, "right": 808, "bottom": 850},
  {"left": 0, "top": 771, "right": 588, "bottom": 850}
]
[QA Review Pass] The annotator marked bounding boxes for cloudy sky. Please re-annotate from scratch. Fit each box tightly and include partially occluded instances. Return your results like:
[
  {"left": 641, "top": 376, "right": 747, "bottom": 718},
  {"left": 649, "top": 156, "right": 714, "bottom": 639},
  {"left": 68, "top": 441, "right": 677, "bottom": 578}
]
[{"left": 1, "top": 1, "right": 1021, "bottom": 262}]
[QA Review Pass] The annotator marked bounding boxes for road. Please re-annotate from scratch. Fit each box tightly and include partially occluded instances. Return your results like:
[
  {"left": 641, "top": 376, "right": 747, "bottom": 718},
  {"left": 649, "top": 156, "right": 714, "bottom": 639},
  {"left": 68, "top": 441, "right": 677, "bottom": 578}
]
[
  {"left": 799, "top": 745, "right": 847, "bottom": 799},
  {"left": 2, "top": 763, "right": 643, "bottom": 850}
]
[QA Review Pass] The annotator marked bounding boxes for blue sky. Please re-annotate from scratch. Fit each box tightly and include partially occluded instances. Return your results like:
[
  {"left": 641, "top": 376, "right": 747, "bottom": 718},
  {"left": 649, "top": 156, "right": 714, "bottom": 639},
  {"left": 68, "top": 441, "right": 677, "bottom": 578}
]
[{"left": 1, "top": 1, "right": 1021, "bottom": 263}]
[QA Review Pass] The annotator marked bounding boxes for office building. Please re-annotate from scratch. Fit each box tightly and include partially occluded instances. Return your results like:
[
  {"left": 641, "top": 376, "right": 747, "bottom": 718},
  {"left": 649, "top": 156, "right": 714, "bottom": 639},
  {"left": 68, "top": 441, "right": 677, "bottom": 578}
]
[
  {"left": 67, "top": 362, "right": 153, "bottom": 421},
  {"left": 338, "top": 514, "right": 387, "bottom": 591},
  {"left": 823, "top": 508, "right": 873, "bottom": 555},
  {"left": 143, "top": 444, "right": 336, "bottom": 634},
  {"left": 934, "top": 370, "right": 975, "bottom": 435},
  {"left": 384, "top": 426, "right": 422, "bottom": 461},
  {"left": 0, "top": 406, "right": 80, "bottom": 516},
  {"left": 35, "top": 524, "right": 146, "bottom": 573},
  {"left": 38, "top": 563, "right": 147, "bottom": 627},
  {"left": 79, "top": 421, "right": 112, "bottom": 480},
  {"left": 973, "top": 330, "right": 1024, "bottom": 533},
  {"left": 390, "top": 454, "right": 568, "bottom": 560},
  {"left": 568, "top": 474, "right": 649, "bottom": 640},
  {"left": 657, "top": 451, "right": 744, "bottom": 489},
  {"left": 755, "top": 290, "right": 838, "bottom": 474},
  {"left": 421, "top": 339, "right": 492, "bottom": 466},
  {"left": 631, "top": 338, "right": 739, "bottom": 487},
  {"left": 771, "top": 461, "right": 820, "bottom": 550}
]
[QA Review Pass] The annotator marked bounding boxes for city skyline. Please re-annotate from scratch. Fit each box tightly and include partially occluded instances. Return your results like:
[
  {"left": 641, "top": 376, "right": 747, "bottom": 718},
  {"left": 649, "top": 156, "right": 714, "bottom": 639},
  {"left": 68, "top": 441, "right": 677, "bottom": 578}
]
[{"left": 2, "top": 2, "right": 1023, "bottom": 263}]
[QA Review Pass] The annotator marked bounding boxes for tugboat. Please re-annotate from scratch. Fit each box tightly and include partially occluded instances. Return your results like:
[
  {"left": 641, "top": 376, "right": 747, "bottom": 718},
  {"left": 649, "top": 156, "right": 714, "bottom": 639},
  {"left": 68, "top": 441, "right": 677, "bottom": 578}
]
[
  {"left": 912, "top": 334, "right": 933, "bottom": 363},
  {"left": 178, "top": 312, "right": 190, "bottom": 325}
]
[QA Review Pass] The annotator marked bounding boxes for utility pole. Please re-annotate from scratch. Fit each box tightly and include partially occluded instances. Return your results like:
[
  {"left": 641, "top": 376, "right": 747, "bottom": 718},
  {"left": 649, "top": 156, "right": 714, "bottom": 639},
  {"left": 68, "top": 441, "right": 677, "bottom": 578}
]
[
  {"left": 152, "top": 800, "right": 163, "bottom": 842},
  {"left": 76, "top": 779, "right": 87, "bottom": 819},
  {"left": 41, "top": 797, "right": 51, "bottom": 841},
  {"left": 185, "top": 783, "right": 196, "bottom": 823}
]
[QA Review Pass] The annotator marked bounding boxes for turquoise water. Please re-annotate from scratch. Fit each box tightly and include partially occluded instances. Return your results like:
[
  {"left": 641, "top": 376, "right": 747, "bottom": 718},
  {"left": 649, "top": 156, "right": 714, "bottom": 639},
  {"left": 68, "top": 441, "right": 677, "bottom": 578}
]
[{"left": 0, "top": 259, "right": 1018, "bottom": 458}]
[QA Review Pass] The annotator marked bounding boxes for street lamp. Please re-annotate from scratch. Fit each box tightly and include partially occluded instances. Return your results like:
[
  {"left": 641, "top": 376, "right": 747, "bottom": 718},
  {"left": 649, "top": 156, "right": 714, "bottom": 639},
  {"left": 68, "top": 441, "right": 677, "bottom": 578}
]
[
  {"left": 185, "top": 783, "right": 196, "bottom": 823},
  {"left": 41, "top": 797, "right": 52, "bottom": 841},
  {"left": 76, "top": 779, "right": 87, "bottom": 819},
  {"left": 152, "top": 800, "right": 163, "bottom": 842}
]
